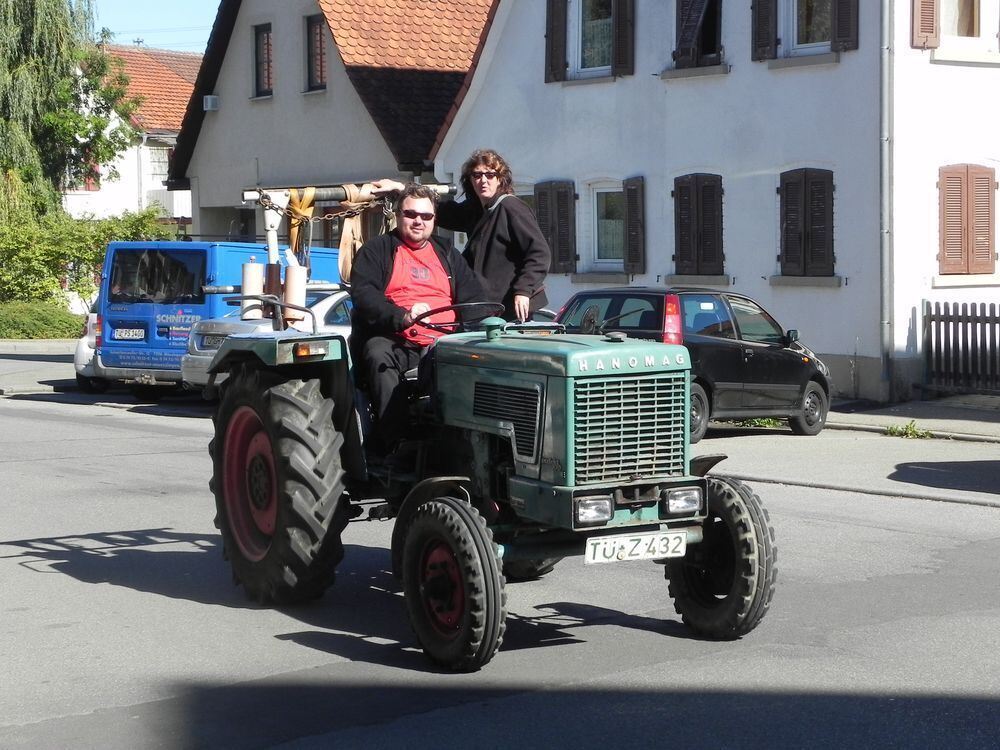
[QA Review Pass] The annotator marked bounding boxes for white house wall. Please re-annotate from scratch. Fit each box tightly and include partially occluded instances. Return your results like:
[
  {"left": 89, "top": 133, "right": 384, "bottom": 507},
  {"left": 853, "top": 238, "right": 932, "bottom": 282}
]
[
  {"left": 188, "top": 0, "right": 403, "bottom": 237},
  {"left": 891, "top": 2, "right": 1000, "bottom": 390},
  {"left": 437, "top": 0, "right": 885, "bottom": 399}
]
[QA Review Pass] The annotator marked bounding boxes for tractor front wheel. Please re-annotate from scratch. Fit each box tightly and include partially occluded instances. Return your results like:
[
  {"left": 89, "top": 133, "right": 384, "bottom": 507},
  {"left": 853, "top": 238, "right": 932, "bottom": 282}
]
[
  {"left": 210, "top": 364, "right": 349, "bottom": 604},
  {"left": 666, "top": 476, "right": 776, "bottom": 639},
  {"left": 402, "top": 496, "right": 506, "bottom": 671}
]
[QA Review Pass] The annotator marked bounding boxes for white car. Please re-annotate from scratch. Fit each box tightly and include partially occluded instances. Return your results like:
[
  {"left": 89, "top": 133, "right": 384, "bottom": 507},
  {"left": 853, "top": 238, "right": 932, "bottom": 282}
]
[
  {"left": 181, "top": 290, "right": 353, "bottom": 390},
  {"left": 74, "top": 300, "right": 110, "bottom": 393}
]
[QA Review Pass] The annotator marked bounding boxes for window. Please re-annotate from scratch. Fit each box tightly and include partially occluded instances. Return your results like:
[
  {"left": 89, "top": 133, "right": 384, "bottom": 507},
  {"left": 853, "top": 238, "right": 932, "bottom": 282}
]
[
  {"left": 673, "top": 173, "right": 723, "bottom": 275},
  {"left": 752, "top": 0, "right": 858, "bottom": 60},
  {"left": 595, "top": 187, "right": 624, "bottom": 264},
  {"left": 729, "top": 296, "right": 786, "bottom": 345},
  {"left": 673, "top": 0, "right": 722, "bottom": 69},
  {"left": 325, "top": 298, "right": 353, "bottom": 326},
  {"left": 681, "top": 294, "right": 737, "bottom": 339},
  {"left": 148, "top": 147, "right": 170, "bottom": 187},
  {"left": 779, "top": 168, "right": 835, "bottom": 277},
  {"left": 306, "top": 15, "right": 326, "bottom": 91},
  {"left": 938, "top": 164, "right": 996, "bottom": 275},
  {"left": 545, "top": 0, "right": 634, "bottom": 82},
  {"left": 912, "top": 1, "right": 1000, "bottom": 56},
  {"left": 254, "top": 23, "right": 273, "bottom": 97}
]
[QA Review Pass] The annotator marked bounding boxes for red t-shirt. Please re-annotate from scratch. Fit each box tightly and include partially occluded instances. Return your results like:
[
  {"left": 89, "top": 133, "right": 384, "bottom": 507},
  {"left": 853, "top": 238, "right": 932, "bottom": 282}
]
[{"left": 384, "top": 240, "right": 456, "bottom": 346}]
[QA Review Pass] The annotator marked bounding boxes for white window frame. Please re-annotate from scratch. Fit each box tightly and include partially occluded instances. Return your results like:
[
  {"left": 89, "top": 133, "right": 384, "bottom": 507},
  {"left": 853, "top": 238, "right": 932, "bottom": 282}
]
[
  {"left": 583, "top": 180, "right": 625, "bottom": 272},
  {"left": 780, "top": 0, "right": 833, "bottom": 57},
  {"left": 935, "top": 0, "right": 1000, "bottom": 62},
  {"left": 568, "top": 0, "right": 613, "bottom": 79}
]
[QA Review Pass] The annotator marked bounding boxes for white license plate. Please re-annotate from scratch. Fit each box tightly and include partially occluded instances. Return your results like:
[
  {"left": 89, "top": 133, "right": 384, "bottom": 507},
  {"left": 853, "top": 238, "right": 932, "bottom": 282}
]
[
  {"left": 584, "top": 530, "right": 687, "bottom": 565},
  {"left": 113, "top": 328, "right": 145, "bottom": 340},
  {"left": 201, "top": 334, "right": 227, "bottom": 349}
]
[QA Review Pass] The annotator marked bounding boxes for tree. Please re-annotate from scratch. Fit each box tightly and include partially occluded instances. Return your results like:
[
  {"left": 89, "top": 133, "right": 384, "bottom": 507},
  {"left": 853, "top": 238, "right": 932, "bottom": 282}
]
[{"left": 0, "top": 0, "right": 138, "bottom": 221}]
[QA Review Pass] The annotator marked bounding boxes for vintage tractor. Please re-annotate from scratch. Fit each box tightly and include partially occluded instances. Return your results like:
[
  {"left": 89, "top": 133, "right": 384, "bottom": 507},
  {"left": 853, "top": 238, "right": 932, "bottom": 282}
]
[{"left": 205, "top": 184, "right": 777, "bottom": 671}]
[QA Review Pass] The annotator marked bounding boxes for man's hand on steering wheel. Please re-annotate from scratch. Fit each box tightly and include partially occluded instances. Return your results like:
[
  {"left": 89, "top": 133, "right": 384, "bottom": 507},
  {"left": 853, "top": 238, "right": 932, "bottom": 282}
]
[{"left": 409, "top": 301, "right": 506, "bottom": 332}]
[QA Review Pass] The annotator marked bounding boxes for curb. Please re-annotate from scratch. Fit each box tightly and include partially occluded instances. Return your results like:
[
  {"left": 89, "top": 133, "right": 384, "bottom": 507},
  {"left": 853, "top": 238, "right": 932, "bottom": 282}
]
[
  {"left": 824, "top": 420, "right": 1000, "bottom": 445},
  {"left": 723, "top": 472, "right": 1000, "bottom": 509}
]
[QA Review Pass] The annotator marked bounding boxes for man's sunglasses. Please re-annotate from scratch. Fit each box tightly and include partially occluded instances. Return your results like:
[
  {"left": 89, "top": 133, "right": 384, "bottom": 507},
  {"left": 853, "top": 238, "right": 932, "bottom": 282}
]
[
  {"left": 401, "top": 209, "right": 435, "bottom": 221},
  {"left": 471, "top": 171, "right": 499, "bottom": 180}
]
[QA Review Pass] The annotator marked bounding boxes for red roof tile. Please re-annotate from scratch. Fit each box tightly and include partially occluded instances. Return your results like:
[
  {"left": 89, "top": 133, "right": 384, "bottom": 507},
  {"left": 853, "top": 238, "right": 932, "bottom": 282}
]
[{"left": 107, "top": 45, "right": 203, "bottom": 133}]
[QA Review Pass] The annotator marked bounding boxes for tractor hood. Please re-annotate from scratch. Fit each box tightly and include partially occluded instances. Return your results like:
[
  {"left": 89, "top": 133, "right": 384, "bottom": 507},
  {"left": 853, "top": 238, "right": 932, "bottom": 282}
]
[{"left": 433, "top": 331, "right": 690, "bottom": 377}]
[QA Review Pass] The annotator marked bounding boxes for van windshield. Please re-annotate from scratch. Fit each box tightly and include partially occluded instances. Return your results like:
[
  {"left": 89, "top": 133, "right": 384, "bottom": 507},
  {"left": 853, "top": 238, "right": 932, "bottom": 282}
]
[{"left": 108, "top": 249, "right": 207, "bottom": 304}]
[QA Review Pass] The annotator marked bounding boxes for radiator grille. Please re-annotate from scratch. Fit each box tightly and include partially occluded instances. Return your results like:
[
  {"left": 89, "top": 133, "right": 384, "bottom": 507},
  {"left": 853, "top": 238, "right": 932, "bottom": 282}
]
[
  {"left": 473, "top": 382, "right": 541, "bottom": 458},
  {"left": 573, "top": 373, "right": 687, "bottom": 484}
]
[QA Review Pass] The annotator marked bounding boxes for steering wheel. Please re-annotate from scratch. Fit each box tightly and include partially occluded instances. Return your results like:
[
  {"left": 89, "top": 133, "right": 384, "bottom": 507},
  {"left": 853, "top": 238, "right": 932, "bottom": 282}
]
[
  {"left": 410, "top": 301, "right": 506, "bottom": 332},
  {"left": 579, "top": 305, "right": 601, "bottom": 334}
]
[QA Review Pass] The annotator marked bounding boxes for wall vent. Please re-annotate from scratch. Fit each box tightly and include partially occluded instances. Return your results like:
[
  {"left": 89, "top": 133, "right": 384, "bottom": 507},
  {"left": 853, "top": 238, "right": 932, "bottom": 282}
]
[{"left": 203, "top": 95, "right": 220, "bottom": 112}]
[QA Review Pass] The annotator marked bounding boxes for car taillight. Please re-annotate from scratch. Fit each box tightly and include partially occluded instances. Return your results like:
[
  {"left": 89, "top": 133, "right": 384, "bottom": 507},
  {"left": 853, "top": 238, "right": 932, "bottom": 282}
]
[
  {"left": 662, "top": 294, "right": 682, "bottom": 345},
  {"left": 95, "top": 315, "right": 103, "bottom": 347}
]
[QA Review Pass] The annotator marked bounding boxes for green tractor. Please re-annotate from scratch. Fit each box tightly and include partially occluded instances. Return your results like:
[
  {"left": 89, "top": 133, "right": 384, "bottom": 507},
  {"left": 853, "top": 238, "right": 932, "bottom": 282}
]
[{"left": 206, "top": 185, "right": 777, "bottom": 672}]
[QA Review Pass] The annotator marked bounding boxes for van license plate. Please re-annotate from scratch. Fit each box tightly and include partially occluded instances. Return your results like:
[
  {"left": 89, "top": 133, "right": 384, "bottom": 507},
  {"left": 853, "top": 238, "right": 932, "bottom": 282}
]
[
  {"left": 584, "top": 531, "right": 686, "bottom": 565},
  {"left": 113, "top": 328, "right": 145, "bottom": 340}
]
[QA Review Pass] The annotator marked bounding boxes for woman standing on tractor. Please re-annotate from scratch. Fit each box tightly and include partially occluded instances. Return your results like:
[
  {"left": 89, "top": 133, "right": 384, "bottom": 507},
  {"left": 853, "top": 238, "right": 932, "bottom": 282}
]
[{"left": 376, "top": 149, "right": 551, "bottom": 322}]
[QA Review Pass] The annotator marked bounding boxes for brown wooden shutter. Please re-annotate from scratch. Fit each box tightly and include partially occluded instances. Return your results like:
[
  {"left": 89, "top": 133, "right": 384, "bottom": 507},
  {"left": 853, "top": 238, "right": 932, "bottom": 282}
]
[
  {"left": 805, "top": 170, "right": 835, "bottom": 276},
  {"left": 674, "top": 0, "right": 710, "bottom": 69},
  {"left": 911, "top": 0, "right": 939, "bottom": 49},
  {"left": 699, "top": 174, "right": 724, "bottom": 275},
  {"left": 545, "top": 0, "right": 568, "bottom": 82},
  {"left": 623, "top": 175, "right": 645, "bottom": 275},
  {"left": 831, "top": 0, "right": 859, "bottom": 52},
  {"left": 938, "top": 165, "right": 967, "bottom": 274},
  {"left": 612, "top": 0, "right": 635, "bottom": 76},
  {"left": 673, "top": 175, "right": 697, "bottom": 275},
  {"left": 536, "top": 180, "right": 576, "bottom": 273},
  {"left": 780, "top": 170, "right": 805, "bottom": 275},
  {"left": 969, "top": 166, "right": 996, "bottom": 274},
  {"left": 751, "top": 0, "right": 777, "bottom": 61}
]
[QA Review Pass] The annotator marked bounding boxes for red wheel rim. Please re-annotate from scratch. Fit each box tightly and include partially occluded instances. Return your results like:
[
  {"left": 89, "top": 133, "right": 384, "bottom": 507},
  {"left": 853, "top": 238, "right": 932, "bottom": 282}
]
[
  {"left": 223, "top": 405, "right": 277, "bottom": 562},
  {"left": 420, "top": 540, "right": 465, "bottom": 636}
]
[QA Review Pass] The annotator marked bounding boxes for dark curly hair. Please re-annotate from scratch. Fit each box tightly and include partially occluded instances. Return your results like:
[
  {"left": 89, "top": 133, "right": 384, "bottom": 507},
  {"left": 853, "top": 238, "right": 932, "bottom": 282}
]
[{"left": 459, "top": 148, "right": 514, "bottom": 202}]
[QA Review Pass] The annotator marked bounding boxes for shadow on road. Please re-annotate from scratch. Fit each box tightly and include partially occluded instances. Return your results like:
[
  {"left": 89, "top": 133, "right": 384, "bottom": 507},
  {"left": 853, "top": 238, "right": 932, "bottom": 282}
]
[
  {"left": 8, "top": 390, "right": 214, "bottom": 418},
  {"left": 0, "top": 352, "right": 74, "bottom": 364},
  {"left": 889, "top": 461, "right": 1000, "bottom": 495}
]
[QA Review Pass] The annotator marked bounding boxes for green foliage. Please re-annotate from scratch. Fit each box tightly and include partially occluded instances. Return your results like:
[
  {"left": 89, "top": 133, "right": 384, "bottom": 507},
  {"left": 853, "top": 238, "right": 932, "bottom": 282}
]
[
  {"left": 729, "top": 418, "right": 783, "bottom": 429},
  {"left": 0, "top": 300, "right": 84, "bottom": 338},
  {"left": 0, "top": 0, "right": 139, "bottom": 217},
  {"left": 884, "top": 420, "right": 934, "bottom": 439},
  {"left": 0, "top": 207, "right": 171, "bottom": 303}
]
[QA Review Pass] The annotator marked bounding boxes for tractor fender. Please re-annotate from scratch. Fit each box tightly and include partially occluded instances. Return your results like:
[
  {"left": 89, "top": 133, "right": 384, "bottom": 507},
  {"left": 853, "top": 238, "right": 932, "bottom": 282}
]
[
  {"left": 690, "top": 453, "right": 727, "bottom": 477},
  {"left": 390, "top": 477, "right": 472, "bottom": 579}
]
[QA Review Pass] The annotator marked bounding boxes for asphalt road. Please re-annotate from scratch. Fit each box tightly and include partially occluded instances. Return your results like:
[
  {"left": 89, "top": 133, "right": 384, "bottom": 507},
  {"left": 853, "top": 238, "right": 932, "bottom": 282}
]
[{"left": 1, "top": 393, "right": 998, "bottom": 749}]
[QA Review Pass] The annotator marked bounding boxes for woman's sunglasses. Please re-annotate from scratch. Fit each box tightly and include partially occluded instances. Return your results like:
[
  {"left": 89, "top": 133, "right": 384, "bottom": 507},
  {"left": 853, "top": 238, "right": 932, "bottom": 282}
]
[
  {"left": 401, "top": 209, "right": 435, "bottom": 221},
  {"left": 471, "top": 171, "right": 499, "bottom": 181}
]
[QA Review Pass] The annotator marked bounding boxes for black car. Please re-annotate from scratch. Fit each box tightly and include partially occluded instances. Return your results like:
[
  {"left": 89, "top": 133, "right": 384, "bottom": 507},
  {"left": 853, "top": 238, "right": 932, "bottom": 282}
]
[{"left": 556, "top": 287, "right": 832, "bottom": 442}]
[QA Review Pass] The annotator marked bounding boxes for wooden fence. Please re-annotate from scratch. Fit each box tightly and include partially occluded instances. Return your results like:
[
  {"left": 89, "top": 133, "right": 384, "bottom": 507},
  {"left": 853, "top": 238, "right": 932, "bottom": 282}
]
[{"left": 923, "top": 301, "right": 1000, "bottom": 393}]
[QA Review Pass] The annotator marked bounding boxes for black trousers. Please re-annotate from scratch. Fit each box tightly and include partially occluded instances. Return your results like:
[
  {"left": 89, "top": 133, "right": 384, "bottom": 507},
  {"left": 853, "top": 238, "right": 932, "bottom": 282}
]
[{"left": 362, "top": 336, "right": 423, "bottom": 449}]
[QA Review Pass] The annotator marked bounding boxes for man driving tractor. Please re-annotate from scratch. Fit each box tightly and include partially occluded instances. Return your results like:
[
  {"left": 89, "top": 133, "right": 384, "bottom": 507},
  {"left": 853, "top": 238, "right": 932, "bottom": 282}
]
[{"left": 350, "top": 183, "right": 486, "bottom": 454}]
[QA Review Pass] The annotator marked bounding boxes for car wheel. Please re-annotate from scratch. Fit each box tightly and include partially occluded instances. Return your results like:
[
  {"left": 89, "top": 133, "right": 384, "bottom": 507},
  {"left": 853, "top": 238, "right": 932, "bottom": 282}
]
[
  {"left": 690, "top": 382, "right": 709, "bottom": 444},
  {"left": 789, "top": 381, "right": 828, "bottom": 436}
]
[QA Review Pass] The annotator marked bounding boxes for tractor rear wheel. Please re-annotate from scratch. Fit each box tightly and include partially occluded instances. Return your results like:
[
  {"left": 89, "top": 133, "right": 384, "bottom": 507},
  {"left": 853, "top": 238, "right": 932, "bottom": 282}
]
[
  {"left": 402, "top": 496, "right": 506, "bottom": 671},
  {"left": 210, "top": 364, "right": 349, "bottom": 604},
  {"left": 666, "top": 476, "right": 776, "bottom": 639}
]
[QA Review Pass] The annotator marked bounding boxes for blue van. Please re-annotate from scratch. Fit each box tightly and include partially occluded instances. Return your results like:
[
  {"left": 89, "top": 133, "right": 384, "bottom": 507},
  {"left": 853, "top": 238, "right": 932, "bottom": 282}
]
[{"left": 96, "top": 241, "right": 339, "bottom": 390}]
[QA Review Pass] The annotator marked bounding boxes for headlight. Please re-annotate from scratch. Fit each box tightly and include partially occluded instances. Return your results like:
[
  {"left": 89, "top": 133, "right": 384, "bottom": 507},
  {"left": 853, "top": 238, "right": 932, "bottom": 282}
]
[
  {"left": 661, "top": 488, "right": 702, "bottom": 514},
  {"left": 575, "top": 496, "right": 613, "bottom": 526}
]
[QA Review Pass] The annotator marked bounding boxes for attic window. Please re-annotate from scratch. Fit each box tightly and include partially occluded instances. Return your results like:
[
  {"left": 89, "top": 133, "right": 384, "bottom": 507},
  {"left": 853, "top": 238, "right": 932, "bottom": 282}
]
[
  {"left": 306, "top": 15, "right": 327, "bottom": 91},
  {"left": 254, "top": 23, "right": 273, "bottom": 97}
]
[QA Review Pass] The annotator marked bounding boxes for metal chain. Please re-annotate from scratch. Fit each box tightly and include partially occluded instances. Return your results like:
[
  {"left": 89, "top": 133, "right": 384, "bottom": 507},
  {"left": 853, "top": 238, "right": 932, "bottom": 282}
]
[{"left": 255, "top": 188, "right": 394, "bottom": 224}]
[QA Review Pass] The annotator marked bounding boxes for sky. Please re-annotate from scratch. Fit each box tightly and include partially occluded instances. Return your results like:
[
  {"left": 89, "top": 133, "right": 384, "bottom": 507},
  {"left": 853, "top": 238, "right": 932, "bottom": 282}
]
[{"left": 93, "top": 0, "right": 220, "bottom": 53}]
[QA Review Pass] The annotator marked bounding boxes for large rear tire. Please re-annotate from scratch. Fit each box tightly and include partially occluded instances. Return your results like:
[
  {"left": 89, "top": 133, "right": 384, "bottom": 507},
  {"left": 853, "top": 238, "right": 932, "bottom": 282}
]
[
  {"left": 666, "top": 476, "right": 776, "bottom": 639},
  {"left": 402, "top": 497, "right": 506, "bottom": 671},
  {"left": 210, "top": 364, "right": 349, "bottom": 604}
]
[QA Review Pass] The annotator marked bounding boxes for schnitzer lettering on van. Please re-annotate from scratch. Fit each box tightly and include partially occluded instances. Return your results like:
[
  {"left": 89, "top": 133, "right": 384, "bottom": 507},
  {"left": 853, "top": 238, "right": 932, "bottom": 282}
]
[
  {"left": 576, "top": 353, "right": 685, "bottom": 372},
  {"left": 156, "top": 313, "right": 201, "bottom": 324}
]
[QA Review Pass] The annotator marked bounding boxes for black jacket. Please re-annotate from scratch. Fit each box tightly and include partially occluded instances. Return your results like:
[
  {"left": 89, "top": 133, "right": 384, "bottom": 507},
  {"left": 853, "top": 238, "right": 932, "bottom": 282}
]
[
  {"left": 437, "top": 194, "right": 551, "bottom": 317},
  {"left": 350, "top": 231, "right": 485, "bottom": 342}
]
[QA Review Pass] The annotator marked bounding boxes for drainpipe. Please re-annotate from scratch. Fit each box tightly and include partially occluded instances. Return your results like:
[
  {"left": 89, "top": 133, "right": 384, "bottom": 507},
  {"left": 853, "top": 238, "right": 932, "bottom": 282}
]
[
  {"left": 879, "top": 0, "right": 895, "bottom": 402},
  {"left": 137, "top": 134, "right": 148, "bottom": 211}
]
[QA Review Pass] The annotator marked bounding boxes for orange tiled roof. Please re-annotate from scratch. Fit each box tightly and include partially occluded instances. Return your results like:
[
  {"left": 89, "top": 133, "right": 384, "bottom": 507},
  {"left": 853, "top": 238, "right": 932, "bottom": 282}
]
[
  {"left": 317, "top": 0, "right": 493, "bottom": 167},
  {"left": 318, "top": 0, "right": 491, "bottom": 71},
  {"left": 107, "top": 45, "right": 203, "bottom": 133}
]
